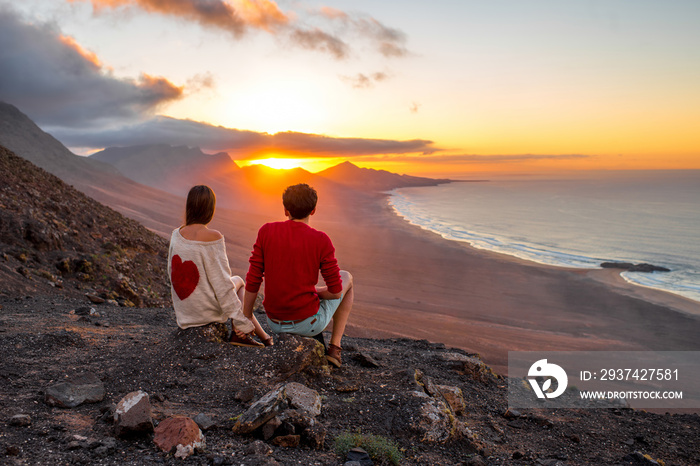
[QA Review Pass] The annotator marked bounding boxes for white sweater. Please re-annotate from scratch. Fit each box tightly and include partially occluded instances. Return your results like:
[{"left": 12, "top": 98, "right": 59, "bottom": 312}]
[{"left": 167, "top": 228, "right": 254, "bottom": 333}]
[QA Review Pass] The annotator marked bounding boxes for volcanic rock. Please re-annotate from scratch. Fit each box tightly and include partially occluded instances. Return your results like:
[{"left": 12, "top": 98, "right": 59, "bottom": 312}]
[
  {"left": 44, "top": 373, "right": 105, "bottom": 408},
  {"left": 153, "top": 416, "right": 205, "bottom": 459},
  {"left": 114, "top": 390, "right": 153, "bottom": 437}
]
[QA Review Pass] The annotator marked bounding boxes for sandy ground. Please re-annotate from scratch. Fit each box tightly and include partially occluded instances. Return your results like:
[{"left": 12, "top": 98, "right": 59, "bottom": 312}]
[
  {"left": 87, "top": 185, "right": 700, "bottom": 376},
  {"left": 311, "top": 192, "right": 700, "bottom": 375}
]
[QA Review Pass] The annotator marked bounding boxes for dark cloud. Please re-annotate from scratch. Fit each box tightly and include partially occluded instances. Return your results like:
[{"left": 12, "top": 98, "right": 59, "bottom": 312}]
[
  {"left": 289, "top": 28, "right": 349, "bottom": 60},
  {"left": 0, "top": 7, "right": 183, "bottom": 128},
  {"left": 71, "top": 0, "right": 408, "bottom": 61},
  {"left": 365, "top": 153, "right": 591, "bottom": 164},
  {"left": 50, "top": 115, "right": 437, "bottom": 157},
  {"left": 319, "top": 7, "right": 409, "bottom": 58},
  {"left": 342, "top": 72, "right": 389, "bottom": 89},
  {"left": 185, "top": 72, "right": 216, "bottom": 93}
]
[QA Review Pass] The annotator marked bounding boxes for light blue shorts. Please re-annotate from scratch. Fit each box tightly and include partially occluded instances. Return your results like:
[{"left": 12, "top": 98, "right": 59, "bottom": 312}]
[{"left": 267, "top": 294, "right": 343, "bottom": 337}]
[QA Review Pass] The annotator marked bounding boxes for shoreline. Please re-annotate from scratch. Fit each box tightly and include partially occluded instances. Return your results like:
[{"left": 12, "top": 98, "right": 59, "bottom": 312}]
[
  {"left": 388, "top": 187, "right": 700, "bottom": 311},
  {"left": 81, "top": 179, "right": 700, "bottom": 377},
  {"left": 319, "top": 191, "right": 700, "bottom": 375}
]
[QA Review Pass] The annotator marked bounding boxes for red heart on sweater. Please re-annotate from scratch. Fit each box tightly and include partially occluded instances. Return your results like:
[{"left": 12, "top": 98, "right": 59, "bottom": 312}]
[{"left": 171, "top": 255, "right": 199, "bottom": 301}]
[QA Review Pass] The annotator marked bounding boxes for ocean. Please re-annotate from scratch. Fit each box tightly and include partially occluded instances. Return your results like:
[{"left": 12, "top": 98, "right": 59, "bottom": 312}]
[{"left": 389, "top": 171, "right": 700, "bottom": 303}]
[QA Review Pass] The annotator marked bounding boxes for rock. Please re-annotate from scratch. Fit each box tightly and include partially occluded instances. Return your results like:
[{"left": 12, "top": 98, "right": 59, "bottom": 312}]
[
  {"left": 622, "top": 451, "right": 662, "bottom": 465},
  {"left": 600, "top": 262, "right": 670, "bottom": 273},
  {"left": 245, "top": 440, "right": 273, "bottom": 456},
  {"left": 346, "top": 447, "right": 373, "bottom": 465},
  {"left": 416, "top": 399, "right": 456, "bottom": 442},
  {"left": 335, "top": 381, "right": 360, "bottom": 393},
  {"left": 85, "top": 293, "right": 105, "bottom": 304},
  {"left": 284, "top": 382, "right": 321, "bottom": 417},
  {"left": 9, "top": 414, "right": 31, "bottom": 427},
  {"left": 272, "top": 333, "right": 326, "bottom": 377},
  {"left": 353, "top": 352, "right": 381, "bottom": 368},
  {"left": 629, "top": 263, "right": 670, "bottom": 273},
  {"left": 278, "top": 409, "right": 315, "bottom": 431},
  {"left": 178, "top": 322, "right": 229, "bottom": 343},
  {"left": 465, "top": 454, "right": 488, "bottom": 465},
  {"left": 601, "top": 262, "right": 635, "bottom": 270},
  {"left": 233, "top": 382, "right": 321, "bottom": 434},
  {"left": 6, "top": 445, "right": 20, "bottom": 456},
  {"left": 233, "top": 384, "right": 289, "bottom": 434},
  {"left": 74, "top": 306, "right": 93, "bottom": 316},
  {"left": 303, "top": 424, "right": 326, "bottom": 450},
  {"left": 503, "top": 408, "right": 522, "bottom": 419},
  {"left": 153, "top": 416, "right": 205, "bottom": 459},
  {"left": 271, "top": 434, "right": 300, "bottom": 448},
  {"left": 462, "top": 355, "right": 496, "bottom": 383},
  {"left": 536, "top": 459, "right": 566, "bottom": 466},
  {"left": 193, "top": 413, "right": 216, "bottom": 431},
  {"left": 235, "top": 386, "right": 257, "bottom": 403},
  {"left": 44, "top": 373, "right": 105, "bottom": 408},
  {"left": 66, "top": 440, "right": 83, "bottom": 451},
  {"left": 114, "top": 390, "right": 153, "bottom": 437},
  {"left": 262, "top": 417, "right": 282, "bottom": 440},
  {"left": 437, "top": 384, "right": 465, "bottom": 416}
]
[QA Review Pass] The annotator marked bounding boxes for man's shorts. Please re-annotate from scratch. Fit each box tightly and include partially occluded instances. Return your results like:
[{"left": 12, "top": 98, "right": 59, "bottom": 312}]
[{"left": 266, "top": 293, "right": 344, "bottom": 337}]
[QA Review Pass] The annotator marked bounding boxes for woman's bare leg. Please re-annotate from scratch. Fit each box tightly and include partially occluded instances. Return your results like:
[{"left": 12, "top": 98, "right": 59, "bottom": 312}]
[{"left": 233, "top": 276, "right": 271, "bottom": 343}]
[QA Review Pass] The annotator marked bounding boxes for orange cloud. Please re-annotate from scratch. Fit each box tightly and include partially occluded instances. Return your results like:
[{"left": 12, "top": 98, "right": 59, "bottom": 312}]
[
  {"left": 68, "top": 0, "right": 408, "bottom": 61},
  {"left": 58, "top": 34, "right": 103, "bottom": 68},
  {"left": 69, "top": 0, "right": 289, "bottom": 36}
]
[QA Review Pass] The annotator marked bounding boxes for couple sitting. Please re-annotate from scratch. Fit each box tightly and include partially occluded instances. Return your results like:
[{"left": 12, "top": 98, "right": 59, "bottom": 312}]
[{"left": 167, "top": 183, "right": 353, "bottom": 367}]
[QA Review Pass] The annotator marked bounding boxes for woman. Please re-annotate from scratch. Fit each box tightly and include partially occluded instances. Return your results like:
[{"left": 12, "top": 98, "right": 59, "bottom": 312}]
[{"left": 168, "top": 185, "right": 272, "bottom": 347}]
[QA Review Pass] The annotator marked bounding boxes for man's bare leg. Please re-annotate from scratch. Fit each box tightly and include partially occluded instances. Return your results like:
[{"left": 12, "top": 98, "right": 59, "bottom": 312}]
[{"left": 330, "top": 270, "right": 354, "bottom": 348}]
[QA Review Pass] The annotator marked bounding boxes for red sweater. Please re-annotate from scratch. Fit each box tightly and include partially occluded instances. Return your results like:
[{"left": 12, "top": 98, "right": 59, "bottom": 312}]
[{"left": 245, "top": 220, "right": 343, "bottom": 321}]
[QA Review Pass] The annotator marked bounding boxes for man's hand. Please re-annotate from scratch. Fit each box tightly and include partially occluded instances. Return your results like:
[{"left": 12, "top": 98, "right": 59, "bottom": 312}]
[{"left": 316, "top": 285, "right": 341, "bottom": 300}]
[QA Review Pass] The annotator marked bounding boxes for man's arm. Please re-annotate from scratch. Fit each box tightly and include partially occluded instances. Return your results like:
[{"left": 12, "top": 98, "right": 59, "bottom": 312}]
[
  {"left": 315, "top": 285, "right": 341, "bottom": 300},
  {"left": 242, "top": 289, "right": 258, "bottom": 319}
]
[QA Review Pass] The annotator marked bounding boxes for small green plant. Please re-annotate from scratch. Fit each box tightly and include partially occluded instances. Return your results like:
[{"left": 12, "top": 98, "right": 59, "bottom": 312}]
[{"left": 334, "top": 430, "right": 403, "bottom": 465}]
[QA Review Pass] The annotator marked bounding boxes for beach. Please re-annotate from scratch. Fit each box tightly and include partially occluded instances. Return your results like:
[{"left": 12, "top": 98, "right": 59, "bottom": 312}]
[
  {"left": 308, "top": 191, "right": 700, "bottom": 375},
  {"left": 83, "top": 182, "right": 700, "bottom": 376}
]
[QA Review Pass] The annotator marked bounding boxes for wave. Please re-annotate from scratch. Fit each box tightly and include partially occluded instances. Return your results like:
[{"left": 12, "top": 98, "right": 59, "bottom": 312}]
[{"left": 389, "top": 189, "right": 700, "bottom": 303}]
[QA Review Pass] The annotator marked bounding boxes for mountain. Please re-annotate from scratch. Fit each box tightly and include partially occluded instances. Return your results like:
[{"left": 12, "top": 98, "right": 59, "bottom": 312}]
[
  {"left": 91, "top": 144, "right": 240, "bottom": 195},
  {"left": 0, "top": 101, "right": 122, "bottom": 183},
  {"left": 317, "top": 161, "right": 452, "bottom": 191},
  {"left": 0, "top": 101, "right": 183, "bottom": 237},
  {"left": 89, "top": 144, "right": 362, "bottom": 216},
  {"left": 0, "top": 144, "right": 170, "bottom": 305}
]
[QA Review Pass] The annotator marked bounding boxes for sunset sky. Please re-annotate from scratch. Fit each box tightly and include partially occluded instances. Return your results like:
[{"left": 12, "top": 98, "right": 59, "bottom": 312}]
[{"left": 1, "top": 0, "right": 699, "bottom": 176}]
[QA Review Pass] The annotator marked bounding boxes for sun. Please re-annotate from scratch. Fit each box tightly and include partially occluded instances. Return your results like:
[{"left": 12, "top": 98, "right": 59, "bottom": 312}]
[
  {"left": 237, "top": 157, "right": 347, "bottom": 172},
  {"left": 244, "top": 158, "right": 303, "bottom": 170}
]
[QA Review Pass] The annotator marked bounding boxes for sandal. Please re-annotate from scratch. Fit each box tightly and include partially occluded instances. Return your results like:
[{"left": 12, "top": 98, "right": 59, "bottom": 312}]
[
  {"left": 326, "top": 344, "right": 342, "bottom": 367},
  {"left": 229, "top": 333, "right": 264, "bottom": 347}
]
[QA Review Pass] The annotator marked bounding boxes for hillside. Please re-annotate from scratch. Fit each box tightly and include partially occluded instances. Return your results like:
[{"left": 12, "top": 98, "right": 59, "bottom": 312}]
[
  {"left": 317, "top": 161, "right": 453, "bottom": 191},
  {"left": 0, "top": 292, "right": 698, "bottom": 465},
  {"left": 0, "top": 102, "right": 187, "bottom": 237},
  {"left": 91, "top": 144, "right": 240, "bottom": 196},
  {"left": 88, "top": 145, "right": 453, "bottom": 214},
  {"left": 0, "top": 145, "right": 170, "bottom": 306},
  {"left": 0, "top": 101, "right": 121, "bottom": 183}
]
